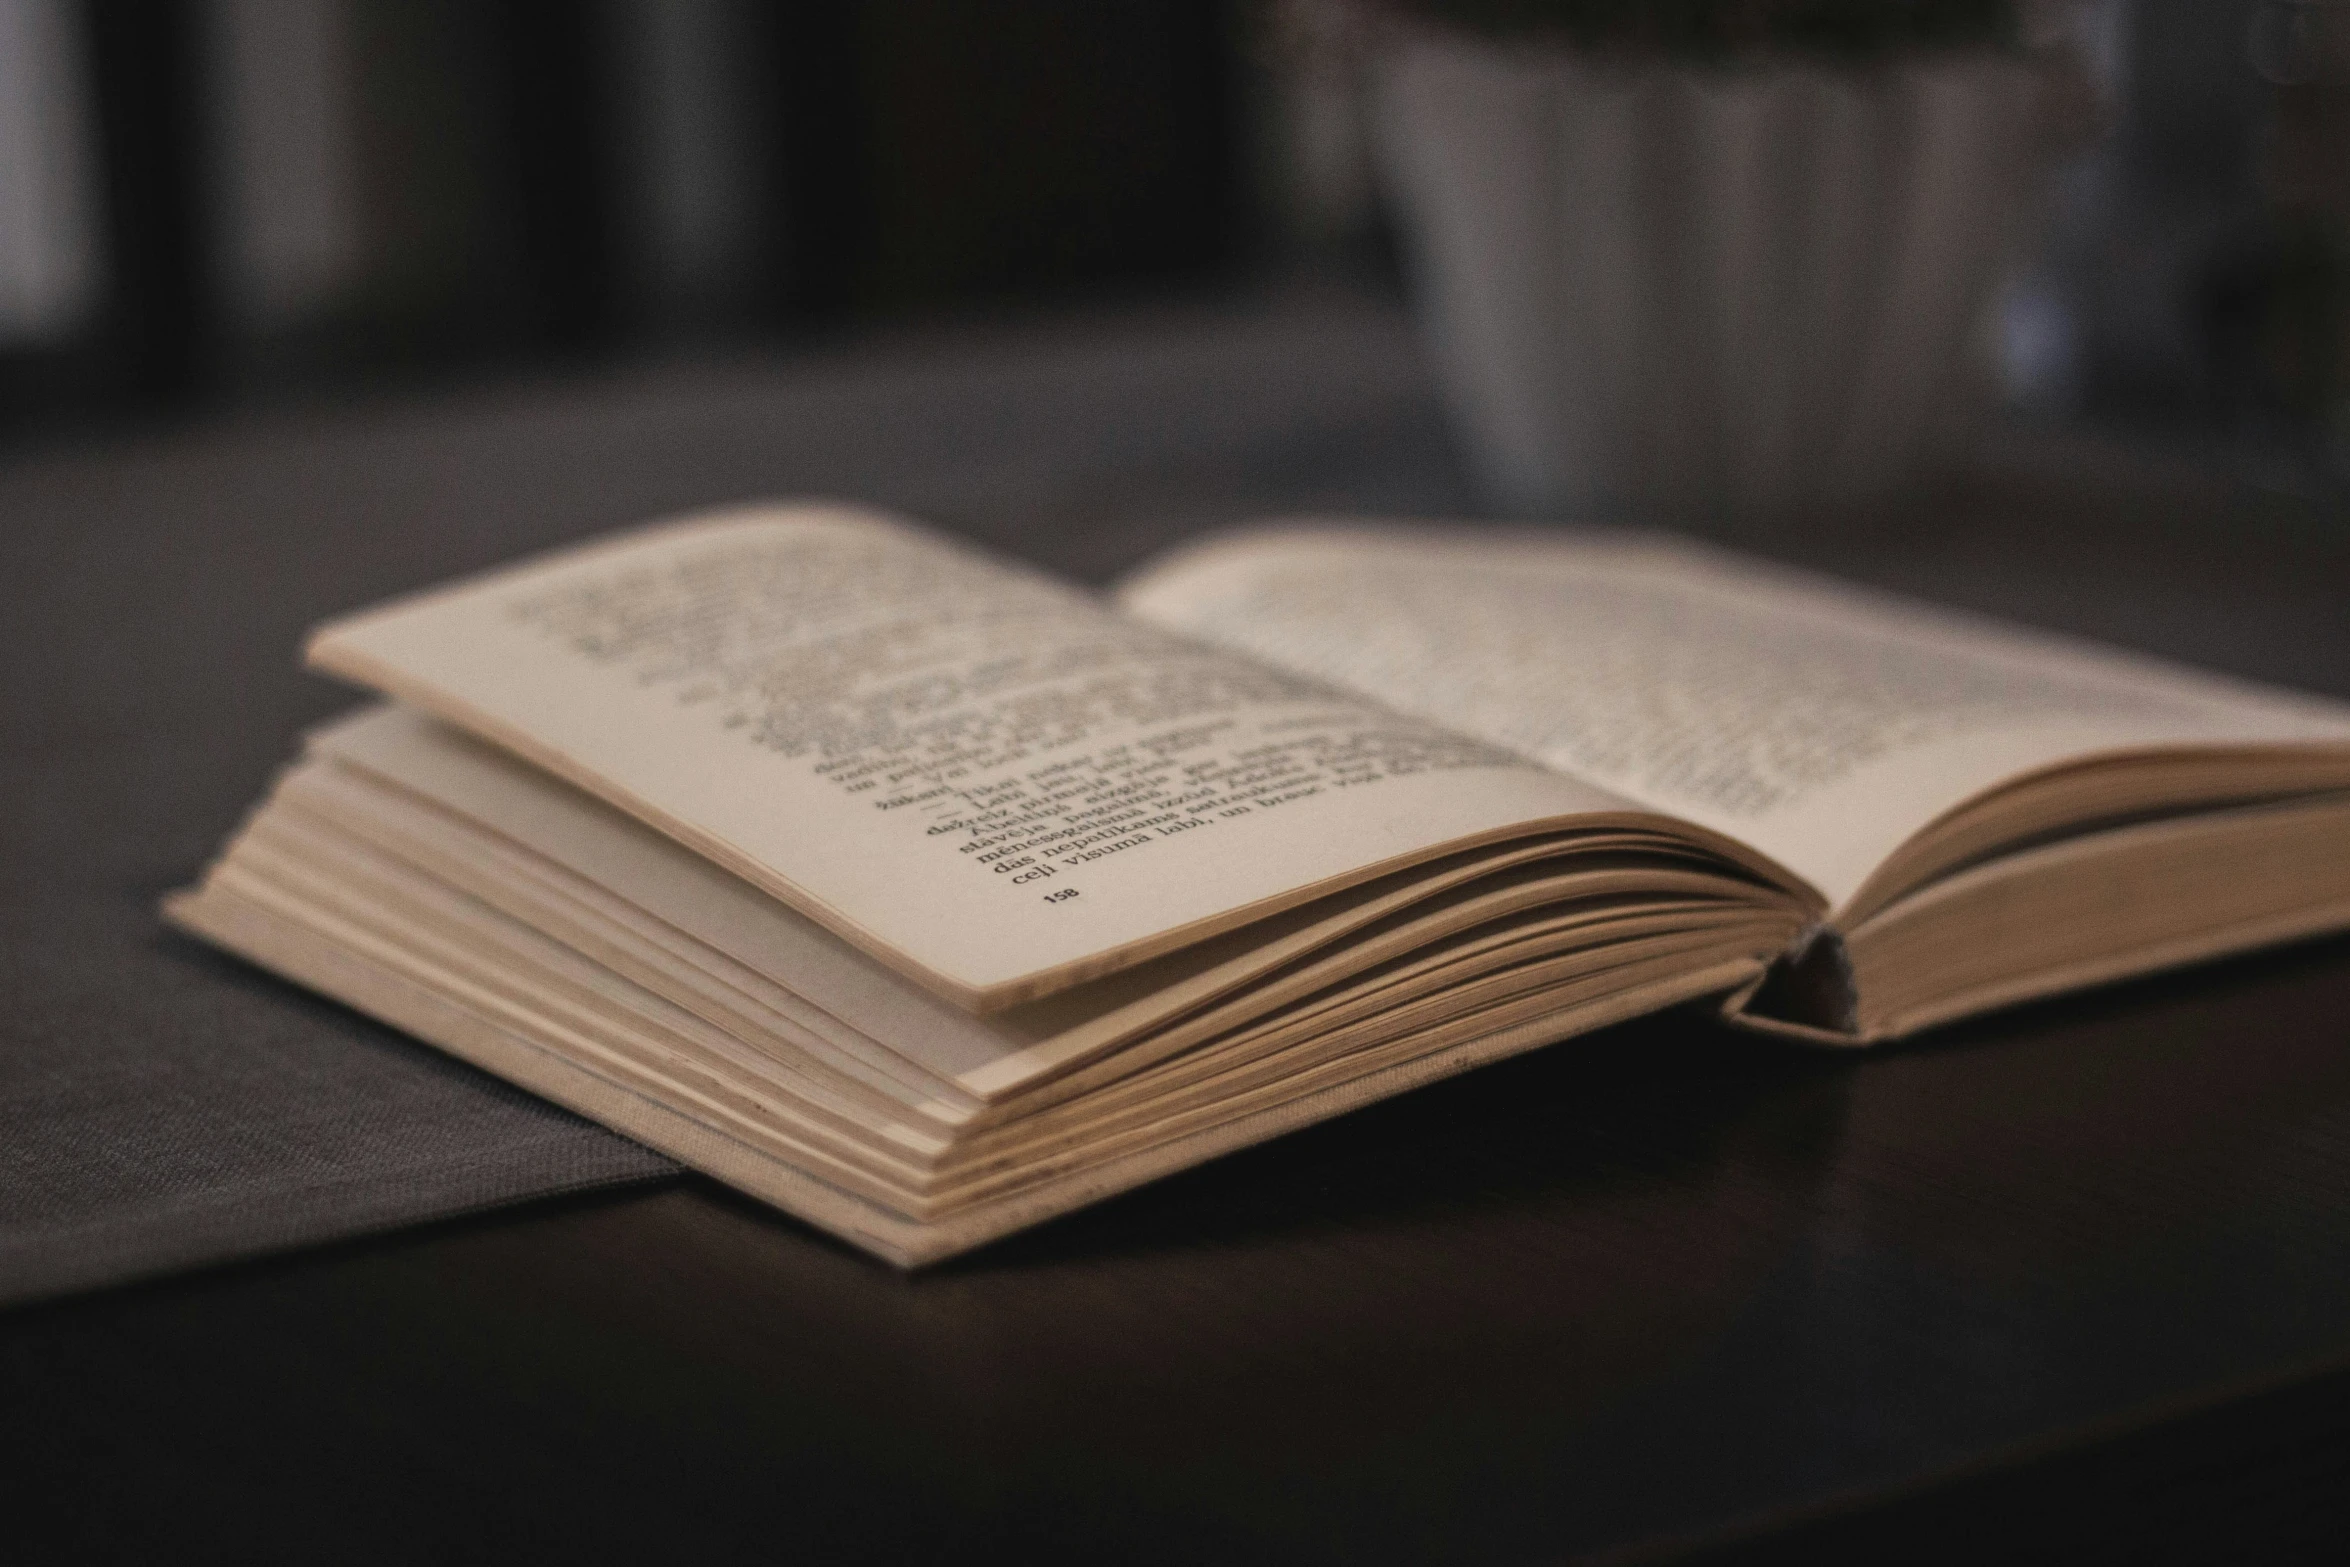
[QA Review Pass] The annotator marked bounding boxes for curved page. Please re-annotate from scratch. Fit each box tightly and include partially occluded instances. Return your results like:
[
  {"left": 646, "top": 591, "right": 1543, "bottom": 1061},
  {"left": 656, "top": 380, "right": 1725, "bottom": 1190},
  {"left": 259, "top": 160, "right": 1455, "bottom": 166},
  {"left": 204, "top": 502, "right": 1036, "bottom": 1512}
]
[
  {"left": 306, "top": 504, "right": 1642, "bottom": 1009},
  {"left": 1121, "top": 523, "right": 2350, "bottom": 913}
]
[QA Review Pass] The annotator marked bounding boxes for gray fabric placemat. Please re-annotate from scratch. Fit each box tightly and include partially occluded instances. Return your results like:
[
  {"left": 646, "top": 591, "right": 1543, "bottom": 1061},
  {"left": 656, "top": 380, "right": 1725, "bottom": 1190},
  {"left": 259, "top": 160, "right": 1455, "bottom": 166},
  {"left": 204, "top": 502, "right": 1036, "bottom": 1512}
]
[
  {"left": 0, "top": 934, "right": 682, "bottom": 1307},
  {"left": 0, "top": 294, "right": 1470, "bottom": 1307}
]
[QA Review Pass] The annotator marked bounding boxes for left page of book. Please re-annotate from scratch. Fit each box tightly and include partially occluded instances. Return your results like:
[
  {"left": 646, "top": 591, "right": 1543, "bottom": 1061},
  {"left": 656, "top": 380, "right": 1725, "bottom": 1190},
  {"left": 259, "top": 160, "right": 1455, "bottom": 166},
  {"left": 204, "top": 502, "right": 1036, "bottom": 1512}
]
[{"left": 306, "top": 503, "right": 1645, "bottom": 1010}]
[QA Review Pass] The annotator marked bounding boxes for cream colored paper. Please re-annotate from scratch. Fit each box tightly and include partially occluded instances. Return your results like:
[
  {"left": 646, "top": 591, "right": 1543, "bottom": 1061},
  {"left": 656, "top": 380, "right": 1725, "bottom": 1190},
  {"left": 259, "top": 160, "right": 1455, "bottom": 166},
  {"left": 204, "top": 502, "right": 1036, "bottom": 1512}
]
[
  {"left": 1120, "top": 523, "right": 2350, "bottom": 911},
  {"left": 307, "top": 504, "right": 1643, "bottom": 1008}
]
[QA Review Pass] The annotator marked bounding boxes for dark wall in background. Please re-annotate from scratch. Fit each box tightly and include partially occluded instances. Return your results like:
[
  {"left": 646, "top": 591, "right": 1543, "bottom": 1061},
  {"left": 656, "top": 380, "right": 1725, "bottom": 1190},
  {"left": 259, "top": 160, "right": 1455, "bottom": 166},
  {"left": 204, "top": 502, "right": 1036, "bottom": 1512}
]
[
  {"left": 0, "top": 0, "right": 1243, "bottom": 435},
  {"left": 3, "top": 0, "right": 2341, "bottom": 464},
  {"left": 850, "top": 2, "right": 1235, "bottom": 308}
]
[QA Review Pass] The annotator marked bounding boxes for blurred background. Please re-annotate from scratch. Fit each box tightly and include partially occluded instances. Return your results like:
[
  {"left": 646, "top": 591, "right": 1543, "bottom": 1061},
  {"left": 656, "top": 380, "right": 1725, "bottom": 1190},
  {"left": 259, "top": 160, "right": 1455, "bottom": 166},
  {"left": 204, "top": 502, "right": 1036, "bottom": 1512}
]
[{"left": 0, "top": 0, "right": 2344, "bottom": 499}]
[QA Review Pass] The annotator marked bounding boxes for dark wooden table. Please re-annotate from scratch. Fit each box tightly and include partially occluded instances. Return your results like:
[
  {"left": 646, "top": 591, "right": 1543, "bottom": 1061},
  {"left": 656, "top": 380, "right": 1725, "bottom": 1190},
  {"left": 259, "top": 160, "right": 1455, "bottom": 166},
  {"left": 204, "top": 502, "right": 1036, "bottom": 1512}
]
[{"left": 6, "top": 295, "right": 2350, "bottom": 1564}]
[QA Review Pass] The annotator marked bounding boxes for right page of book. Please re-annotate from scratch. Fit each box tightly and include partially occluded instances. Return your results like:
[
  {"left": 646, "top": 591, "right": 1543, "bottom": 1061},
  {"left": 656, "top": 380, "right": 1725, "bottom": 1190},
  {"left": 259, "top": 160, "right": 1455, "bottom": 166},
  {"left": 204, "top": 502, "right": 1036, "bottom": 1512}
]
[{"left": 1117, "top": 524, "right": 2350, "bottom": 913}]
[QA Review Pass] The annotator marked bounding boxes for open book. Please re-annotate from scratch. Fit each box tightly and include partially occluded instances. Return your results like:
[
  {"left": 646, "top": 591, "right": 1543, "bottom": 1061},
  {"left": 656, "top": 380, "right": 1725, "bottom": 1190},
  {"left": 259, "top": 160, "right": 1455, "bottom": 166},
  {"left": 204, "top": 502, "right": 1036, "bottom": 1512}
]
[{"left": 167, "top": 504, "right": 2350, "bottom": 1264}]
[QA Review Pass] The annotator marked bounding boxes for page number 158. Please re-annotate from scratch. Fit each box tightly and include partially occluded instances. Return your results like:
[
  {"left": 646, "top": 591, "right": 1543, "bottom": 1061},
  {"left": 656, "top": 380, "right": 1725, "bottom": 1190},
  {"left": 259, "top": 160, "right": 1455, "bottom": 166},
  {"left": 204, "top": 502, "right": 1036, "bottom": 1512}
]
[{"left": 1044, "top": 888, "right": 1081, "bottom": 904}]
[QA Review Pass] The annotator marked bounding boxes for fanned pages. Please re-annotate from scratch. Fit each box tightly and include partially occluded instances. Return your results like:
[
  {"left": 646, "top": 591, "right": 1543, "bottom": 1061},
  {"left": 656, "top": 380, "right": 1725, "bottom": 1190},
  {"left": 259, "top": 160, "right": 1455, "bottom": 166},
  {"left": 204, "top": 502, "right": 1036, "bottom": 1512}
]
[
  {"left": 301, "top": 505, "right": 1756, "bottom": 1010},
  {"left": 167, "top": 505, "right": 2350, "bottom": 1264}
]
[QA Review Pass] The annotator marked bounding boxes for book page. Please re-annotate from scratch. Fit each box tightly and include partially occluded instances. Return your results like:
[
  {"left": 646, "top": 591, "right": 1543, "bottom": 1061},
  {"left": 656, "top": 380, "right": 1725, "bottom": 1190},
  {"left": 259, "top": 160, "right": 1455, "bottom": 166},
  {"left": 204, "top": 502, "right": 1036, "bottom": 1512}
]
[
  {"left": 1118, "top": 524, "right": 2350, "bottom": 911},
  {"left": 306, "top": 504, "right": 1643, "bottom": 1008}
]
